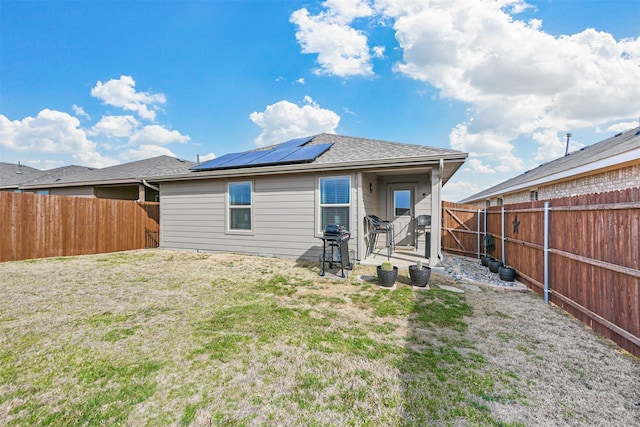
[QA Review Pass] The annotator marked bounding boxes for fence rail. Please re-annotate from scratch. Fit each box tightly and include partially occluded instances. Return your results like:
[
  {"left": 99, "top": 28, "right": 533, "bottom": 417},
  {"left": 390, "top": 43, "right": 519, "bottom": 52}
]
[
  {"left": 0, "top": 192, "right": 159, "bottom": 263},
  {"left": 442, "top": 188, "right": 640, "bottom": 358},
  {"left": 442, "top": 201, "right": 485, "bottom": 257}
]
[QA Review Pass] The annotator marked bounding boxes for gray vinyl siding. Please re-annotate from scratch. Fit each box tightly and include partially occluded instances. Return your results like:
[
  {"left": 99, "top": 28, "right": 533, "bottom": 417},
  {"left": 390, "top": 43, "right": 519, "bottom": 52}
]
[
  {"left": 160, "top": 172, "right": 360, "bottom": 261},
  {"left": 361, "top": 172, "right": 378, "bottom": 215},
  {"left": 49, "top": 186, "right": 95, "bottom": 197}
]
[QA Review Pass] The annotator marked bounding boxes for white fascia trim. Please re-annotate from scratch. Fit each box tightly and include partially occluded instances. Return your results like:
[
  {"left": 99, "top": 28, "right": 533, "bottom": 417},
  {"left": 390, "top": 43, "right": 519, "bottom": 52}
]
[
  {"left": 153, "top": 156, "right": 468, "bottom": 182},
  {"left": 20, "top": 178, "right": 140, "bottom": 189},
  {"left": 480, "top": 148, "right": 640, "bottom": 199}
]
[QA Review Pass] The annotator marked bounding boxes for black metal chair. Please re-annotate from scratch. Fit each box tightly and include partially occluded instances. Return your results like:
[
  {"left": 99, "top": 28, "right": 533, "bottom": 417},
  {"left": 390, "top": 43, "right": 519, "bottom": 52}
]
[
  {"left": 414, "top": 215, "right": 431, "bottom": 255},
  {"left": 365, "top": 215, "right": 394, "bottom": 260}
]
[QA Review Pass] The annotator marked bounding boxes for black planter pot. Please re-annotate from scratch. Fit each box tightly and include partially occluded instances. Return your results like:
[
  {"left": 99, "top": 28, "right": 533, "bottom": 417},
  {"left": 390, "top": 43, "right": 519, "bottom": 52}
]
[
  {"left": 481, "top": 256, "right": 494, "bottom": 267},
  {"left": 409, "top": 265, "right": 431, "bottom": 287},
  {"left": 488, "top": 259, "right": 503, "bottom": 273},
  {"left": 376, "top": 266, "right": 398, "bottom": 287},
  {"left": 499, "top": 266, "right": 516, "bottom": 282}
]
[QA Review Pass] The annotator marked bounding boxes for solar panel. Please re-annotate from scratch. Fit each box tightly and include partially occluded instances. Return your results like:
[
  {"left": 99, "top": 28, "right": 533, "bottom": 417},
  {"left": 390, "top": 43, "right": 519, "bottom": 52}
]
[
  {"left": 190, "top": 152, "right": 246, "bottom": 170},
  {"left": 280, "top": 143, "right": 333, "bottom": 163},
  {"left": 275, "top": 136, "right": 313, "bottom": 150},
  {"left": 246, "top": 147, "right": 300, "bottom": 165},
  {"left": 190, "top": 137, "right": 332, "bottom": 171},
  {"left": 219, "top": 150, "right": 273, "bottom": 168}
]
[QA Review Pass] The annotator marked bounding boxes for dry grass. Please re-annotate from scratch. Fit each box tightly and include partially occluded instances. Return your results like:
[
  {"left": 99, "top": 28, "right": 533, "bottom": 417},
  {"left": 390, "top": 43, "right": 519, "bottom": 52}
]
[{"left": 0, "top": 249, "right": 638, "bottom": 426}]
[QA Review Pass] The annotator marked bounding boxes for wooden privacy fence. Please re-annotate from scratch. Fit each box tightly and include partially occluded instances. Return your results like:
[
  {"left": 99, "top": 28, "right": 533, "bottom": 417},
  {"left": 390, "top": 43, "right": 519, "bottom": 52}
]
[
  {"left": 0, "top": 192, "right": 160, "bottom": 263},
  {"left": 442, "top": 200, "right": 485, "bottom": 257},
  {"left": 442, "top": 188, "right": 640, "bottom": 358}
]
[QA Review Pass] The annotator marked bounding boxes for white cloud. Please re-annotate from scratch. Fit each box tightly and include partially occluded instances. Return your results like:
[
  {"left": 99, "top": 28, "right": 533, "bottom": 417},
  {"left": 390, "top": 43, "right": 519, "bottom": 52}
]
[
  {"left": 0, "top": 110, "right": 117, "bottom": 168},
  {"left": 92, "top": 115, "right": 139, "bottom": 138},
  {"left": 468, "top": 159, "right": 496, "bottom": 174},
  {"left": 372, "top": 45, "right": 385, "bottom": 58},
  {"left": 449, "top": 123, "right": 524, "bottom": 172},
  {"left": 249, "top": 97, "right": 341, "bottom": 146},
  {"left": 531, "top": 128, "right": 585, "bottom": 160},
  {"left": 2, "top": 76, "right": 194, "bottom": 169},
  {"left": 296, "top": 0, "right": 640, "bottom": 194},
  {"left": 121, "top": 144, "right": 177, "bottom": 161},
  {"left": 369, "top": 0, "right": 640, "bottom": 184},
  {"left": 72, "top": 104, "right": 90, "bottom": 120},
  {"left": 129, "top": 125, "right": 190, "bottom": 146},
  {"left": 290, "top": 1, "right": 375, "bottom": 77},
  {"left": 199, "top": 153, "right": 216, "bottom": 162},
  {"left": 441, "top": 179, "right": 482, "bottom": 203},
  {"left": 90, "top": 75, "right": 165, "bottom": 121},
  {"left": 606, "top": 121, "right": 640, "bottom": 133},
  {"left": 295, "top": 78, "right": 306, "bottom": 84}
]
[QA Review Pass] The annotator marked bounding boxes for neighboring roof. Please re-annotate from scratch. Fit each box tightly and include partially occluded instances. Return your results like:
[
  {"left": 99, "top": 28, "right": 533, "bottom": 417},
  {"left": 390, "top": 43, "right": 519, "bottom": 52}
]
[
  {"left": 0, "top": 162, "right": 43, "bottom": 189},
  {"left": 21, "top": 156, "right": 196, "bottom": 189},
  {"left": 460, "top": 126, "right": 640, "bottom": 203},
  {"left": 155, "top": 133, "right": 468, "bottom": 183}
]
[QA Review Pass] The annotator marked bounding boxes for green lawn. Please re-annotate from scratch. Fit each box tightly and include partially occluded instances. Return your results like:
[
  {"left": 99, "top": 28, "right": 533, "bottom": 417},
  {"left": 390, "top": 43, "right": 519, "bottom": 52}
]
[{"left": 0, "top": 250, "right": 527, "bottom": 426}]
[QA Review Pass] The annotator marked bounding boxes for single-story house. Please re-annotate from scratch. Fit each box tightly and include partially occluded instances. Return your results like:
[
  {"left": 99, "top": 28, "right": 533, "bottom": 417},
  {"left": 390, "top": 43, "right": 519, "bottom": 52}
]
[
  {"left": 0, "top": 162, "right": 79, "bottom": 192},
  {"left": 461, "top": 126, "right": 640, "bottom": 206},
  {"left": 19, "top": 156, "right": 195, "bottom": 201},
  {"left": 152, "top": 134, "right": 468, "bottom": 265}
]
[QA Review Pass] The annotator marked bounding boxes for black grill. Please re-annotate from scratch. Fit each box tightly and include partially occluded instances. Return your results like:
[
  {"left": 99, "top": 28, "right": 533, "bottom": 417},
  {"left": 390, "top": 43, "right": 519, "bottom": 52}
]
[
  {"left": 319, "top": 224, "right": 351, "bottom": 277},
  {"left": 323, "top": 224, "right": 347, "bottom": 238}
]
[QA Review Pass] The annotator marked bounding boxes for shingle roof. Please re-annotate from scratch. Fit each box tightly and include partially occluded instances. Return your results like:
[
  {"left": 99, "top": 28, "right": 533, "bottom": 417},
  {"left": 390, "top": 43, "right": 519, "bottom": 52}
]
[
  {"left": 460, "top": 126, "right": 640, "bottom": 203},
  {"left": 20, "top": 156, "right": 196, "bottom": 188},
  {"left": 169, "top": 133, "right": 467, "bottom": 184},
  {"left": 196, "top": 133, "right": 465, "bottom": 168},
  {"left": 308, "top": 133, "right": 464, "bottom": 164},
  {"left": 0, "top": 162, "right": 43, "bottom": 189}
]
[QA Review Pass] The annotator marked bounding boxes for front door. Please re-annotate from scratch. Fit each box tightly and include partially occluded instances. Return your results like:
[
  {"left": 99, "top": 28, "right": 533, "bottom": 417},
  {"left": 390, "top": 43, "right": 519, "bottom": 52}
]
[{"left": 387, "top": 184, "right": 416, "bottom": 247}]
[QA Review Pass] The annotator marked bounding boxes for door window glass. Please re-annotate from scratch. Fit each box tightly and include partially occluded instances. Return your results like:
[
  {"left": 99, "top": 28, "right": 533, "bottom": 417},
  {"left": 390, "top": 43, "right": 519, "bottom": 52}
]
[{"left": 394, "top": 190, "right": 411, "bottom": 217}]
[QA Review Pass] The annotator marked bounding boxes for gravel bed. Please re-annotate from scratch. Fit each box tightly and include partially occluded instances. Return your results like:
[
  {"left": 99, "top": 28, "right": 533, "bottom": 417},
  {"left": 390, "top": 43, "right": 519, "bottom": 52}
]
[{"left": 442, "top": 253, "right": 525, "bottom": 289}]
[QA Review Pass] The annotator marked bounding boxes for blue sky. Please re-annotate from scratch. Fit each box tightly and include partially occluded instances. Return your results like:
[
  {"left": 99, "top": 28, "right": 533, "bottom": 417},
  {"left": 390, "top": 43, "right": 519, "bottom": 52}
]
[{"left": 1, "top": 0, "right": 639, "bottom": 201}]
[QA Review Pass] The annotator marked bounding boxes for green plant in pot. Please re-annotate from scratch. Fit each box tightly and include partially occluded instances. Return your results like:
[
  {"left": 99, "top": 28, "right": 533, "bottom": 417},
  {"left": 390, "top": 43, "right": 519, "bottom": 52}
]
[
  {"left": 376, "top": 261, "right": 398, "bottom": 287},
  {"left": 409, "top": 259, "right": 431, "bottom": 287}
]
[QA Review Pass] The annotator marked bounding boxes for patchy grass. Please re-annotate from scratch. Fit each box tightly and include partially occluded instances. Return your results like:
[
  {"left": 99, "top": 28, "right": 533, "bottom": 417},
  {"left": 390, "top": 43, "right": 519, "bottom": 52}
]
[{"left": 0, "top": 250, "right": 638, "bottom": 426}]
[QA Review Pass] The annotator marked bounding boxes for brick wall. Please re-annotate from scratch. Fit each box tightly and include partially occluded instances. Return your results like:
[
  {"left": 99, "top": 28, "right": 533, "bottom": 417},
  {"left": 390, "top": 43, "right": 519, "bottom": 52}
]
[
  {"left": 479, "top": 163, "right": 640, "bottom": 206},
  {"left": 540, "top": 163, "right": 640, "bottom": 200}
]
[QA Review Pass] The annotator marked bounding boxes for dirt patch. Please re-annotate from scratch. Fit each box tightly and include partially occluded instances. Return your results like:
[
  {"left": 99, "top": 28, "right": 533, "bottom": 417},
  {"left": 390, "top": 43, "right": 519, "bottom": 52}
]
[{"left": 462, "top": 286, "right": 639, "bottom": 425}]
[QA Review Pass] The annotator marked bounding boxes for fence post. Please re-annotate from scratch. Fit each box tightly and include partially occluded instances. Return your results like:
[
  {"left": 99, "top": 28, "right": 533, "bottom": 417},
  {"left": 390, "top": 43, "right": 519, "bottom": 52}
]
[
  {"left": 484, "top": 208, "right": 487, "bottom": 257},
  {"left": 544, "top": 201, "right": 550, "bottom": 303},
  {"left": 501, "top": 206, "right": 505, "bottom": 264},
  {"left": 477, "top": 209, "right": 481, "bottom": 259}
]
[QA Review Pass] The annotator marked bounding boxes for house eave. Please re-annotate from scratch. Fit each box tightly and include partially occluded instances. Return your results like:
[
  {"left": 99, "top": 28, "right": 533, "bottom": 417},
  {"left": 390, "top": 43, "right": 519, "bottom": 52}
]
[
  {"left": 19, "top": 178, "right": 142, "bottom": 190},
  {"left": 462, "top": 147, "right": 640, "bottom": 202},
  {"left": 153, "top": 154, "right": 468, "bottom": 183}
]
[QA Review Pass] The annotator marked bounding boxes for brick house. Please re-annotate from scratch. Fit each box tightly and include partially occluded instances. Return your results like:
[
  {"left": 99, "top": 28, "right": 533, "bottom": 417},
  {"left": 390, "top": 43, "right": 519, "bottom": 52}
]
[{"left": 460, "top": 126, "right": 640, "bottom": 206}]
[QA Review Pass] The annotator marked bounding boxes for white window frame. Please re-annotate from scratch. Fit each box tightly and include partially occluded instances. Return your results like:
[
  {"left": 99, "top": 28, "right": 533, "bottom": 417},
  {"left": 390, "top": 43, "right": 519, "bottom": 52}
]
[
  {"left": 226, "top": 180, "right": 254, "bottom": 234},
  {"left": 317, "top": 175, "right": 351, "bottom": 234}
]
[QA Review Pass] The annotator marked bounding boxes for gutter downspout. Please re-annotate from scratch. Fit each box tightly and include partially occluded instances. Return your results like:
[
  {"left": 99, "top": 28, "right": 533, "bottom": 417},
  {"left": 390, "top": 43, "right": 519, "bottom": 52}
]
[
  {"left": 140, "top": 180, "right": 161, "bottom": 203},
  {"left": 142, "top": 180, "right": 160, "bottom": 192}
]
